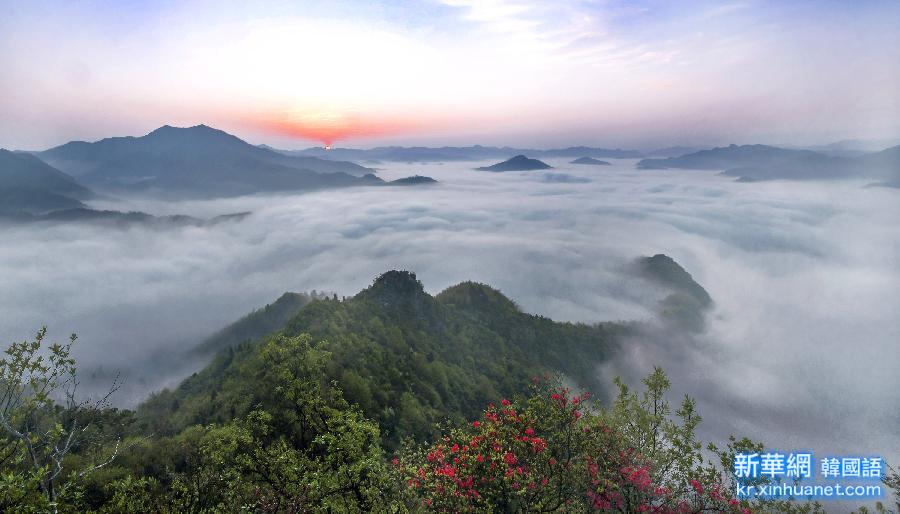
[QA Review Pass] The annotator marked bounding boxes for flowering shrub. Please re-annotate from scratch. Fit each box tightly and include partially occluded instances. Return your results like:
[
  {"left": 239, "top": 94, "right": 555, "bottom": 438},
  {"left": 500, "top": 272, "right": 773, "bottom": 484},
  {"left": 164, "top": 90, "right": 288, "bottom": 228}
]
[{"left": 396, "top": 373, "right": 752, "bottom": 513}]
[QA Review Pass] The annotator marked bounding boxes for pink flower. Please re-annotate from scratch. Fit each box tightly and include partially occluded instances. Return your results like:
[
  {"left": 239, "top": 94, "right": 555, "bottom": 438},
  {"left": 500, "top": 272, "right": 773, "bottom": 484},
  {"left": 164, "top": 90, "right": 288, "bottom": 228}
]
[{"left": 501, "top": 398, "right": 511, "bottom": 406}]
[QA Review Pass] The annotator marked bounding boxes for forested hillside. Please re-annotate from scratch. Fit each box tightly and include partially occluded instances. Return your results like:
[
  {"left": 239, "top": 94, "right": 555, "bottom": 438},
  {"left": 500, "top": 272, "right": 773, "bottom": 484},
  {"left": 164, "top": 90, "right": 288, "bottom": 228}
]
[
  {"left": 2, "top": 268, "right": 893, "bottom": 512},
  {"left": 138, "top": 271, "right": 627, "bottom": 446}
]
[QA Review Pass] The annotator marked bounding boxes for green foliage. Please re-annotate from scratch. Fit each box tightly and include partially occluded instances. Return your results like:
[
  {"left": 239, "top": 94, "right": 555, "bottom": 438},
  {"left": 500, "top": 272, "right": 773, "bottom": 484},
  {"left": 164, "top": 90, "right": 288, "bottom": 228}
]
[
  {"left": 91, "top": 334, "right": 399, "bottom": 512},
  {"left": 396, "top": 374, "right": 750, "bottom": 512},
  {"left": 138, "top": 272, "right": 625, "bottom": 448},
  {"left": 191, "top": 291, "right": 320, "bottom": 357},
  {"left": 0, "top": 328, "right": 123, "bottom": 512},
  {"left": 2, "top": 300, "right": 894, "bottom": 512}
]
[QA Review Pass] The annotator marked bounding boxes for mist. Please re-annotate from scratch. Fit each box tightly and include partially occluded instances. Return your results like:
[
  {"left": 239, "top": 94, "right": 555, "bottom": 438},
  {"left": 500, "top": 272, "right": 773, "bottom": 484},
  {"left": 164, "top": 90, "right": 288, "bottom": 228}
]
[{"left": 1, "top": 158, "right": 897, "bottom": 468}]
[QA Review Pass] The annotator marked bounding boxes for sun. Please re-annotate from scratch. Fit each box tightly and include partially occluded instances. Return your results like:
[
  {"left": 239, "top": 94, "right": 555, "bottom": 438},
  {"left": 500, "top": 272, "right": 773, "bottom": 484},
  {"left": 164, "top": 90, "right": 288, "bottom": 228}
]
[{"left": 245, "top": 108, "right": 422, "bottom": 146}]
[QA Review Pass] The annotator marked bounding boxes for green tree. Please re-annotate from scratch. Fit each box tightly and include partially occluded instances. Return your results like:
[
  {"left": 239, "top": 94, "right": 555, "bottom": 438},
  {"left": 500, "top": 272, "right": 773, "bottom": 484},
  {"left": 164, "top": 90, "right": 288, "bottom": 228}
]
[{"left": 0, "top": 328, "right": 123, "bottom": 512}]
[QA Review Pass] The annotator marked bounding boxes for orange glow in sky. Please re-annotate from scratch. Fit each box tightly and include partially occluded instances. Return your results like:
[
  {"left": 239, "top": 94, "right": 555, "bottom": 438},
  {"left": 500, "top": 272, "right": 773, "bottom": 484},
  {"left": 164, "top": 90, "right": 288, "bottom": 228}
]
[{"left": 246, "top": 110, "right": 424, "bottom": 146}]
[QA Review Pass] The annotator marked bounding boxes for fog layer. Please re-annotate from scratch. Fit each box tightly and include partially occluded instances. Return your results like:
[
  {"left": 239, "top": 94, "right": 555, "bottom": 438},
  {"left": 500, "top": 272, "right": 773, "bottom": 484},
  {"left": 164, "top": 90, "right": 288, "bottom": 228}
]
[{"left": 1, "top": 158, "right": 896, "bottom": 465}]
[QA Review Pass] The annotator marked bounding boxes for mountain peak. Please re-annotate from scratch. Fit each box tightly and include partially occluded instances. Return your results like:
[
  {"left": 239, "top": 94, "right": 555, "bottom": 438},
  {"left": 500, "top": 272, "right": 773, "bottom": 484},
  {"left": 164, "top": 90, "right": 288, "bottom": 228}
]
[
  {"left": 476, "top": 155, "right": 552, "bottom": 172},
  {"left": 371, "top": 270, "right": 425, "bottom": 295},
  {"left": 436, "top": 281, "right": 520, "bottom": 316},
  {"left": 146, "top": 124, "right": 231, "bottom": 139},
  {"left": 357, "top": 270, "right": 432, "bottom": 312},
  {"left": 571, "top": 156, "right": 611, "bottom": 166},
  {"left": 636, "top": 254, "right": 712, "bottom": 308}
]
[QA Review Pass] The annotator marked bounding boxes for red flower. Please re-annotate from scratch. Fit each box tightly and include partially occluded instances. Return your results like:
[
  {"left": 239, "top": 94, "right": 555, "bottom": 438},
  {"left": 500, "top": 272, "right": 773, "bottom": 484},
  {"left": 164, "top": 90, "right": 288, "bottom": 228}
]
[
  {"left": 504, "top": 452, "right": 517, "bottom": 466},
  {"left": 689, "top": 479, "right": 704, "bottom": 494},
  {"left": 436, "top": 464, "right": 456, "bottom": 477},
  {"left": 501, "top": 398, "right": 511, "bottom": 406},
  {"left": 472, "top": 421, "right": 480, "bottom": 428}
]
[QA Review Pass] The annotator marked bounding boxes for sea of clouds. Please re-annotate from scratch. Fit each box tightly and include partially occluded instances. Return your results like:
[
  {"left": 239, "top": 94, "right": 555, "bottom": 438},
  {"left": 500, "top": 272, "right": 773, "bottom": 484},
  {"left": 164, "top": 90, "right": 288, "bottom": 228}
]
[{"left": 0, "top": 157, "right": 897, "bottom": 467}]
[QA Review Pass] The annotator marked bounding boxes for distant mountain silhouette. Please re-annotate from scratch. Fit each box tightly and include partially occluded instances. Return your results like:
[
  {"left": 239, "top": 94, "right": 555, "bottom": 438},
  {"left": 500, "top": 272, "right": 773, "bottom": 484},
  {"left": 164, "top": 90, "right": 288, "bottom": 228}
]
[
  {"left": 0, "top": 149, "right": 92, "bottom": 213},
  {"left": 476, "top": 155, "right": 552, "bottom": 172},
  {"left": 37, "top": 125, "right": 378, "bottom": 198},
  {"left": 538, "top": 146, "right": 641, "bottom": 159},
  {"left": 856, "top": 144, "right": 900, "bottom": 172},
  {"left": 642, "top": 146, "right": 704, "bottom": 158},
  {"left": 570, "top": 156, "right": 611, "bottom": 166},
  {"left": 634, "top": 144, "right": 889, "bottom": 181},
  {"left": 857, "top": 145, "right": 900, "bottom": 185},
  {"left": 281, "top": 145, "right": 642, "bottom": 162},
  {"left": 798, "top": 138, "right": 900, "bottom": 157},
  {"left": 0, "top": 207, "right": 250, "bottom": 227},
  {"left": 388, "top": 175, "right": 438, "bottom": 185}
]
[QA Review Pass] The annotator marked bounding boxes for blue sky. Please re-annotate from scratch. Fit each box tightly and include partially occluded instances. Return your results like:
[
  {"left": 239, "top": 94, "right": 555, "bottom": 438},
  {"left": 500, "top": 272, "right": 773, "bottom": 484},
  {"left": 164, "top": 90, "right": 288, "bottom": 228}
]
[{"left": 1, "top": 0, "right": 898, "bottom": 149}]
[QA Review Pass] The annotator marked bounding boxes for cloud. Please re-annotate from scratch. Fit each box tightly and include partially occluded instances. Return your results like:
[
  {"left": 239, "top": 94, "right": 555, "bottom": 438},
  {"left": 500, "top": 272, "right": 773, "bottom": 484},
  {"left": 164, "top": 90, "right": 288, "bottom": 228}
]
[
  {"left": 0, "top": 157, "right": 897, "bottom": 470},
  {"left": 4, "top": 1, "right": 899, "bottom": 150}
]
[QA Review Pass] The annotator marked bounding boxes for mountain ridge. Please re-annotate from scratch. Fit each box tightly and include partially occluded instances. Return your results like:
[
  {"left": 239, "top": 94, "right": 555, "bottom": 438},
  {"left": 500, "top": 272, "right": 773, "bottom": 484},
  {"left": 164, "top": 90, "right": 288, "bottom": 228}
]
[
  {"left": 0, "top": 149, "right": 93, "bottom": 213},
  {"left": 138, "top": 257, "right": 711, "bottom": 446},
  {"left": 636, "top": 143, "right": 900, "bottom": 182},
  {"left": 36, "top": 124, "right": 380, "bottom": 198}
]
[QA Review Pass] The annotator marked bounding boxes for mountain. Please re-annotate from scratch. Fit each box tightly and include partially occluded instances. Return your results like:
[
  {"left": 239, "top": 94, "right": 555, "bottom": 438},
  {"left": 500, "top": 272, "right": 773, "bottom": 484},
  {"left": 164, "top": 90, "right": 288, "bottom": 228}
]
[
  {"left": 570, "top": 156, "right": 611, "bottom": 166},
  {"left": 802, "top": 138, "right": 900, "bottom": 157},
  {"left": 643, "top": 146, "right": 704, "bottom": 158},
  {"left": 138, "top": 270, "right": 627, "bottom": 443},
  {"left": 636, "top": 144, "right": 861, "bottom": 180},
  {"left": 855, "top": 144, "right": 900, "bottom": 182},
  {"left": 0, "top": 208, "right": 250, "bottom": 227},
  {"left": 388, "top": 175, "right": 438, "bottom": 185},
  {"left": 0, "top": 149, "right": 92, "bottom": 213},
  {"left": 139, "top": 257, "right": 713, "bottom": 446},
  {"left": 537, "top": 146, "right": 641, "bottom": 159},
  {"left": 191, "top": 292, "right": 323, "bottom": 357},
  {"left": 36, "top": 125, "right": 379, "bottom": 198},
  {"left": 476, "top": 155, "right": 552, "bottom": 172},
  {"left": 634, "top": 254, "right": 713, "bottom": 332},
  {"left": 278, "top": 145, "right": 643, "bottom": 162}
]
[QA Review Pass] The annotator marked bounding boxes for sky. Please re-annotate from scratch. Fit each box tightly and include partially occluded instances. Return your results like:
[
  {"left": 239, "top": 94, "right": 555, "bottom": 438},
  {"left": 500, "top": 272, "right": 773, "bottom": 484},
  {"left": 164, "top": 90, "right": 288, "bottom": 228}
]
[{"left": 1, "top": 0, "right": 900, "bottom": 149}]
